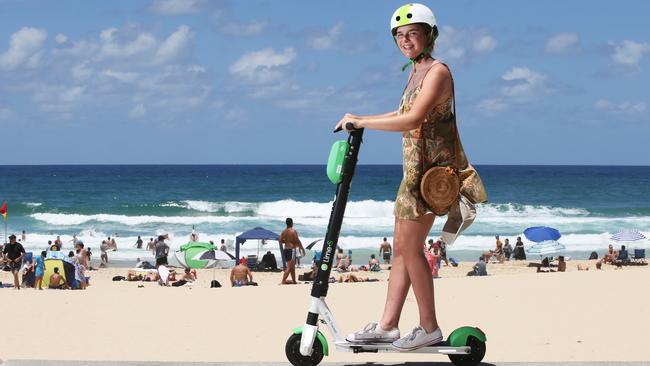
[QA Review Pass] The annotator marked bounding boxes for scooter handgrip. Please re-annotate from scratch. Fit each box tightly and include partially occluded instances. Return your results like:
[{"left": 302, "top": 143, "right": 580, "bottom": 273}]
[{"left": 333, "top": 122, "right": 356, "bottom": 133}]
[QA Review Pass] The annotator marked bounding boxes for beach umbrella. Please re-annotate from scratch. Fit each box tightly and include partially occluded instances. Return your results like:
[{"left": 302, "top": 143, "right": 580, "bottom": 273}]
[
  {"left": 523, "top": 226, "right": 561, "bottom": 243},
  {"left": 195, "top": 250, "right": 236, "bottom": 261},
  {"left": 195, "top": 250, "right": 237, "bottom": 282},
  {"left": 306, "top": 239, "right": 323, "bottom": 250},
  {"left": 526, "top": 240, "right": 565, "bottom": 257},
  {"left": 610, "top": 230, "right": 647, "bottom": 243}
]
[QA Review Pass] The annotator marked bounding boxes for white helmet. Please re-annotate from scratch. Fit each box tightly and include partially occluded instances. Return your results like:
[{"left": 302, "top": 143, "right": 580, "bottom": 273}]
[{"left": 390, "top": 3, "right": 438, "bottom": 40}]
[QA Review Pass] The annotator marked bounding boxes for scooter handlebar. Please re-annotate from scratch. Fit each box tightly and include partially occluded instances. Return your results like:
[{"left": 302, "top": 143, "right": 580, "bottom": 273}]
[{"left": 333, "top": 122, "right": 356, "bottom": 133}]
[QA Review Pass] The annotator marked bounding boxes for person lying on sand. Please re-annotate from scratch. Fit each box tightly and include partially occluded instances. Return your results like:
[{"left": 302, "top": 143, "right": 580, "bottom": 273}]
[{"left": 337, "top": 274, "right": 379, "bottom": 283}]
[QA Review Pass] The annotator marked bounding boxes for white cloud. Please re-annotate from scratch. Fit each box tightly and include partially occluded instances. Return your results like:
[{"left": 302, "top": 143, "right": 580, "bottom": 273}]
[
  {"left": 0, "top": 27, "right": 47, "bottom": 70},
  {"left": 100, "top": 30, "right": 157, "bottom": 59},
  {"left": 476, "top": 67, "right": 549, "bottom": 115},
  {"left": 473, "top": 35, "right": 497, "bottom": 53},
  {"left": 219, "top": 20, "right": 269, "bottom": 37},
  {"left": 55, "top": 33, "right": 68, "bottom": 44},
  {"left": 229, "top": 47, "right": 297, "bottom": 84},
  {"left": 155, "top": 25, "right": 192, "bottom": 64},
  {"left": 6, "top": 25, "right": 210, "bottom": 121},
  {"left": 103, "top": 69, "right": 138, "bottom": 83},
  {"left": 501, "top": 67, "right": 548, "bottom": 101},
  {"left": 436, "top": 26, "right": 497, "bottom": 63},
  {"left": 595, "top": 99, "right": 646, "bottom": 114},
  {"left": 71, "top": 63, "right": 93, "bottom": 81},
  {"left": 477, "top": 98, "right": 508, "bottom": 114},
  {"left": 307, "top": 22, "right": 344, "bottom": 51},
  {"left": 545, "top": 32, "right": 579, "bottom": 54},
  {"left": 129, "top": 103, "right": 147, "bottom": 118},
  {"left": 59, "top": 86, "right": 85, "bottom": 103},
  {"left": 610, "top": 40, "right": 650, "bottom": 67},
  {"left": 149, "top": 0, "right": 206, "bottom": 15}
]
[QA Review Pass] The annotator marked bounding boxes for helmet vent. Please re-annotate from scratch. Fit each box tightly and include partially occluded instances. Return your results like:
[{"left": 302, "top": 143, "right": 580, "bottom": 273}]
[
  {"left": 396, "top": 16, "right": 401, "bottom": 21},
  {"left": 406, "top": 13, "right": 412, "bottom": 18}
]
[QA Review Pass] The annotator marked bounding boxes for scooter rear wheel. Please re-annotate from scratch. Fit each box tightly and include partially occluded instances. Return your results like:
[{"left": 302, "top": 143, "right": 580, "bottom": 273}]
[
  {"left": 285, "top": 333, "right": 324, "bottom": 366},
  {"left": 448, "top": 335, "right": 486, "bottom": 366}
]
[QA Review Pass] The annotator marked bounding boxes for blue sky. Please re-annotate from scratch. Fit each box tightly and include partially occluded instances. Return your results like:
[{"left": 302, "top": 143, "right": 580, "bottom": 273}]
[{"left": 0, "top": 0, "right": 649, "bottom": 165}]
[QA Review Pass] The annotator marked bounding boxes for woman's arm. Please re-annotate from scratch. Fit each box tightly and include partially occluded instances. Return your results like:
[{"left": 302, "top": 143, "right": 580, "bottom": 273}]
[
  {"left": 335, "top": 64, "right": 451, "bottom": 132},
  {"left": 350, "top": 110, "right": 398, "bottom": 120}
]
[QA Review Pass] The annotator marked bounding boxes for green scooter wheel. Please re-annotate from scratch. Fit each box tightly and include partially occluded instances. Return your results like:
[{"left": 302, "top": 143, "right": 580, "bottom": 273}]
[
  {"left": 285, "top": 333, "right": 324, "bottom": 366},
  {"left": 448, "top": 335, "right": 486, "bottom": 366}
]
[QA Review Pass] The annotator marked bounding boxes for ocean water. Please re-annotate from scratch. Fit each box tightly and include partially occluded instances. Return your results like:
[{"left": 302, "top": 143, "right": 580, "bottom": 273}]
[{"left": 1, "top": 165, "right": 649, "bottom": 264}]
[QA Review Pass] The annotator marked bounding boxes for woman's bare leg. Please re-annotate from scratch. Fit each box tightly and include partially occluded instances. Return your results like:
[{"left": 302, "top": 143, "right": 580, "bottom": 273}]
[{"left": 379, "top": 214, "right": 439, "bottom": 333}]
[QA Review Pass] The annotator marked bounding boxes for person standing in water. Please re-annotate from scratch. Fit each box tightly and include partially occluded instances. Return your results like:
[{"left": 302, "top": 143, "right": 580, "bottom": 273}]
[
  {"left": 334, "top": 3, "right": 485, "bottom": 350},
  {"left": 279, "top": 218, "right": 305, "bottom": 285}
]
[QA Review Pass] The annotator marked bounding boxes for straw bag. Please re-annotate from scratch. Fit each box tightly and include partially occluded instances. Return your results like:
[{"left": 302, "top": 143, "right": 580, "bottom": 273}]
[{"left": 419, "top": 67, "right": 461, "bottom": 216}]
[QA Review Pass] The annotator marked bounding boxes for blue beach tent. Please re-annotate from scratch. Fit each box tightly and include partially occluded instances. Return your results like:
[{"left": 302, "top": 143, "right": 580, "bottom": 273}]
[{"left": 235, "top": 227, "right": 285, "bottom": 268}]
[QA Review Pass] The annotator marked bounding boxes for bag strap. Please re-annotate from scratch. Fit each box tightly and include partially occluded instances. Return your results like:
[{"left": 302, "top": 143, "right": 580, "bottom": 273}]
[{"left": 419, "top": 61, "right": 461, "bottom": 172}]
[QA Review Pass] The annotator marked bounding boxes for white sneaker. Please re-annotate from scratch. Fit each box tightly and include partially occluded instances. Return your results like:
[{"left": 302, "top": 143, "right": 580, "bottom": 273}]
[
  {"left": 346, "top": 322, "right": 400, "bottom": 343},
  {"left": 392, "top": 326, "right": 443, "bottom": 351}
]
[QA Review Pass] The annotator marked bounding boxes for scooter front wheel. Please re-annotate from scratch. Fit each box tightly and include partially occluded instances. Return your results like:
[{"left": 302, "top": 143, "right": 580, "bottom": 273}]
[
  {"left": 285, "top": 333, "right": 324, "bottom": 366},
  {"left": 448, "top": 335, "right": 486, "bottom": 366}
]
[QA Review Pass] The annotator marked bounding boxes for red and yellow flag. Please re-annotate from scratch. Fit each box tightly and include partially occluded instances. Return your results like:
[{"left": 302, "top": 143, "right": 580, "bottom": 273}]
[{"left": 0, "top": 202, "right": 7, "bottom": 221}]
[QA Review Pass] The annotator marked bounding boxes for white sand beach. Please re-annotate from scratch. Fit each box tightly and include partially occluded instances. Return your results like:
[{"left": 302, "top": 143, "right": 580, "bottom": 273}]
[{"left": 1, "top": 259, "right": 649, "bottom": 363}]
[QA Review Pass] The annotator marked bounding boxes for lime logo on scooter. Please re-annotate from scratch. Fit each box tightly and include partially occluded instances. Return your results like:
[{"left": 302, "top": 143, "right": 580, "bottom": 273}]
[{"left": 322, "top": 240, "right": 335, "bottom": 270}]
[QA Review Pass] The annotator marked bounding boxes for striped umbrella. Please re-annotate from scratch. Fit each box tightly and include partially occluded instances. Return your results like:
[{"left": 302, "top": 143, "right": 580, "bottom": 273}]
[
  {"left": 526, "top": 240, "right": 566, "bottom": 257},
  {"left": 610, "top": 230, "right": 647, "bottom": 243}
]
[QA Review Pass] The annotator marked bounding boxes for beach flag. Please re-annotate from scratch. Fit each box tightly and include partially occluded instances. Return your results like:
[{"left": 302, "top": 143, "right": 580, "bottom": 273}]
[{"left": 0, "top": 202, "right": 6, "bottom": 221}]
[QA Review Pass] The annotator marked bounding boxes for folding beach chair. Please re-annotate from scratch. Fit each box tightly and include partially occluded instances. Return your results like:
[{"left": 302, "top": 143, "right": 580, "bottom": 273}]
[
  {"left": 246, "top": 255, "right": 259, "bottom": 270},
  {"left": 632, "top": 249, "right": 647, "bottom": 265}
]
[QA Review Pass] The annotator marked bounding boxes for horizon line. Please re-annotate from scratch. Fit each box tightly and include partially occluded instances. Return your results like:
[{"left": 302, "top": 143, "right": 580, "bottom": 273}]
[{"left": 0, "top": 163, "right": 649, "bottom": 167}]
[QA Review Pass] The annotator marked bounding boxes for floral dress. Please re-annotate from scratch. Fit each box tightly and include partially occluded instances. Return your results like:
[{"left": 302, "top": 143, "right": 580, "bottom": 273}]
[{"left": 394, "top": 60, "right": 470, "bottom": 220}]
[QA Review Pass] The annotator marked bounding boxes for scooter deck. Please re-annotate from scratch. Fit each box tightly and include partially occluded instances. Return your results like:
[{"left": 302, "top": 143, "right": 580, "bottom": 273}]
[{"left": 335, "top": 340, "right": 471, "bottom": 354}]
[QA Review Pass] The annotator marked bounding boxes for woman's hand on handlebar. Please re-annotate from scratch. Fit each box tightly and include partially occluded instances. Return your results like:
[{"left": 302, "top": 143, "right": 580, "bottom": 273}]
[{"left": 334, "top": 113, "right": 361, "bottom": 132}]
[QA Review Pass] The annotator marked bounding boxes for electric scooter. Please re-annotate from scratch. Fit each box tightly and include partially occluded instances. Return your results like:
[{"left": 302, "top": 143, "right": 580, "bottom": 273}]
[{"left": 284, "top": 123, "right": 487, "bottom": 366}]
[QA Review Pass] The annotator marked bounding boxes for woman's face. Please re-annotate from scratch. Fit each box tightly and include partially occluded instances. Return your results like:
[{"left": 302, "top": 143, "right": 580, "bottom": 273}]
[{"left": 394, "top": 24, "right": 429, "bottom": 59}]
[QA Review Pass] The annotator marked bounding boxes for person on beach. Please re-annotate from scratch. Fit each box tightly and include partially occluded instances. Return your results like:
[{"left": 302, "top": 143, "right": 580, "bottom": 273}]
[
  {"left": 503, "top": 238, "right": 513, "bottom": 260},
  {"left": 155, "top": 235, "right": 170, "bottom": 267},
  {"left": 75, "top": 241, "right": 89, "bottom": 271},
  {"left": 134, "top": 236, "right": 143, "bottom": 249},
  {"left": 147, "top": 237, "right": 155, "bottom": 253},
  {"left": 467, "top": 256, "right": 488, "bottom": 276},
  {"left": 68, "top": 251, "right": 86, "bottom": 289},
  {"left": 3, "top": 234, "right": 26, "bottom": 289},
  {"left": 280, "top": 218, "right": 305, "bottom": 285},
  {"left": 483, "top": 237, "right": 504, "bottom": 263},
  {"left": 513, "top": 236, "right": 526, "bottom": 260},
  {"left": 369, "top": 254, "right": 381, "bottom": 271},
  {"left": 219, "top": 239, "right": 227, "bottom": 252},
  {"left": 230, "top": 258, "right": 254, "bottom": 287},
  {"left": 334, "top": 4, "right": 488, "bottom": 349},
  {"left": 34, "top": 250, "right": 46, "bottom": 290},
  {"left": 21, "top": 230, "right": 27, "bottom": 242},
  {"left": 424, "top": 244, "right": 440, "bottom": 278},
  {"left": 109, "top": 236, "right": 118, "bottom": 251},
  {"left": 48, "top": 267, "right": 69, "bottom": 289},
  {"left": 379, "top": 237, "right": 392, "bottom": 264},
  {"left": 100, "top": 240, "right": 110, "bottom": 268},
  {"left": 557, "top": 256, "right": 566, "bottom": 272},
  {"left": 54, "top": 235, "right": 63, "bottom": 250}
]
